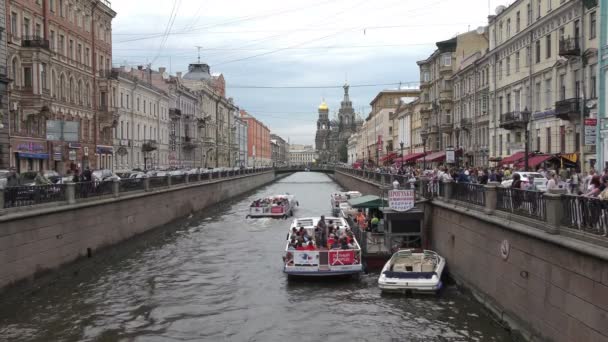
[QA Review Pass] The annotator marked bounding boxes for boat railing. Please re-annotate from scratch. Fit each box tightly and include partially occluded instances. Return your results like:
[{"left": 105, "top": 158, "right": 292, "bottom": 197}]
[{"left": 285, "top": 249, "right": 362, "bottom": 268}]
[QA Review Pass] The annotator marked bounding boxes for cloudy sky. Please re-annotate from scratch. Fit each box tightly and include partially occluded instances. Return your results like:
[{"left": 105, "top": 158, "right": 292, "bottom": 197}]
[{"left": 111, "top": 0, "right": 507, "bottom": 145}]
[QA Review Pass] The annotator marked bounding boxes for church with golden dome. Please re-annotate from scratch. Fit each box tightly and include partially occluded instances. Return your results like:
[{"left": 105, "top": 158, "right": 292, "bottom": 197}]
[{"left": 314, "top": 84, "right": 361, "bottom": 163}]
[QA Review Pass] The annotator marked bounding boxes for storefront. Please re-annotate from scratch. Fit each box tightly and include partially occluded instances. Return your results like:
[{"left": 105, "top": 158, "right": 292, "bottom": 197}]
[
  {"left": 12, "top": 138, "right": 48, "bottom": 173},
  {"left": 96, "top": 145, "right": 114, "bottom": 170}
]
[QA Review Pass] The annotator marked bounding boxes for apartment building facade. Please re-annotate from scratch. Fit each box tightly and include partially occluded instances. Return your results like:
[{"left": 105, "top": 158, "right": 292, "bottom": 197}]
[
  {"left": 488, "top": 0, "right": 598, "bottom": 170},
  {"left": 7, "top": 0, "right": 116, "bottom": 173},
  {"left": 113, "top": 70, "right": 169, "bottom": 171},
  {"left": 0, "top": 0, "right": 9, "bottom": 169},
  {"left": 240, "top": 110, "right": 271, "bottom": 166}
]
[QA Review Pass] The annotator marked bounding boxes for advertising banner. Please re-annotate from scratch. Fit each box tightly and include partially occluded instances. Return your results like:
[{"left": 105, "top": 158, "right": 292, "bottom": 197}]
[
  {"left": 585, "top": 118, "right": 597, "bottom": 146},
  {"left": 446, "top": 147, "right": 455, "bottom": 163},
  {"left": 294, "top": 251, "right": 319, "bottom": 265},
  {"left": 271, "top": 206, "right": 284, "bottom": 214},
  {"left": 377, "top": 135, "right": 383, "bottom": 151},
  {"left": 388, "top": 189, "right": 415, "bottom": 212},
  {"left": 329, "top": 250, "right": 355, "bottom": 265}
]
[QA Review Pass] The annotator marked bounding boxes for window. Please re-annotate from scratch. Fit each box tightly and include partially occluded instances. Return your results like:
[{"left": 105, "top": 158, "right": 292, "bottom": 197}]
[
  {"left": 515, "top": 51, "right": 520, "bottom": 72},
  {"left": 535, "top": 40, "right": 541, "bottom": 63},
  {"left": 590, "top": 64, "right": 597, "bottom": 98},
  {"left": 40, "top": 63, "right": 47, "bottom": 90},
  {"left": 537, "top": 0, "right": 541, "bottom": 19},
  {"left": 59, "top": 35, "right": 65, "bottom": 54},
  {"left": 506, "top": 133, "right": 511, "bottom": 155},
  {"left": 499, "top": 22, "right": 503, "bottom": 43},
  {"left": 515, "top": 90, "right": 521, "bottom": 111},
  {"left": 35, "top": 23, "right": 41, "bottom": 38},
  {"left": 50, "top": 30, "right": 55, "bottom": 50},
  {"left": 23, "top": 67, "right": 32, "bottom": 88},
  {"left": 11, "top": 12, "right": 17, "bottom": 36},
  {"left": 506, "top": 93, "right": 511, "bottom": 112},
  {"left": 127, "top": 94, "right": 130, "bottom": 109},
  {"left": 442, "top": 54, "right": 451, "bottom": 66},
  {"left": 547, "top": 0, "right": 551, "bottom": 11},
  {"left": 516, "top": 11, "right": 521, "bottom": 32},
  {"left": 559, "top": 27, "right": 565, "bottom": 42},
  {"left": 527, "top": 3, "right": 532, "bottom": 26},
  {"left": 536, "top": 129, "right": 541, "bottom": 151},
  {"left": 506, "top": 19, "right": 511, "bottom": 38},
  {"left": 144, "top": 100, "right": 146, "bottom": 114},
  {"left": 590, "top": 11, "right": 596, "bottom": 39},
  {"left": 559, "top": 74, "right": 566, "bottom": 100},
  {"left": 23, "top": 18, "right": 30, "bottom": 37},
  {"left": 77, "top": 44, "right": 82, "bottom": 63},
  {"left": 560, "top": 126, "right": 565, "bottom": 153},
  {"left": 85, "top": 47, "right": 89, "bottom": 66},
  {"left": 120, "top": 93, "right": 123, "bottom": 108},
  {"left": 50, "top": 0, "right": 55, "bottom": 12},
  {"left": 506, "top": 57, "right": 510, "bottom": 76},
  {"left": 59, "top": 0, "right": 64, "bottom": 17},
  {"left": 546, "top": 34, "right": 551, "bottom": 59},
  {"left": 498, "top": 96, "right": 503, "bottom": 114},
  {"left": 526, "top": 46, "right": 531, "bottom": 67},
  {"left": 69, "top": 39, "right": 73, "bottom": 59},
  {"left": 546, "top": 127, "right": 551, "bottom": 153},
  {"left": 137, "top": 98, "right": 140, "bottom": 111},
  {"left": 499, "top": 61, "right": 503, "bottom": 80},
  {"left": 535, "top": 82, "right": 541, "bottom": 111},
  {"left": 545, "top": 78, "right": 552, "bottom": 109},
  {"left": 499, "top": 134, "right": 503, "bottom": 156}
]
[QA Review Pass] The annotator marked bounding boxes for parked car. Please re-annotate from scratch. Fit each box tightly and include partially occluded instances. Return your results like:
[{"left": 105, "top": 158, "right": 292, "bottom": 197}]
[
  {"left": 43, "top": 170, "right": 62, "bottom": 184},
  {"left": 501, "top": 172, "right": 544, "bottom": 188},
  {"left": 0, "top": 169, "right": 10, "bottom": 189},
  {"left": 92, "top": 169, "right": 121, "bottom": 182}
]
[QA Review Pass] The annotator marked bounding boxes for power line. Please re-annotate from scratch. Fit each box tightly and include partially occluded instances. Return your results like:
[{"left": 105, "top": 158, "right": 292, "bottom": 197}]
[{"left": 227, "top": 82, "right": 417, "bottom": 89}]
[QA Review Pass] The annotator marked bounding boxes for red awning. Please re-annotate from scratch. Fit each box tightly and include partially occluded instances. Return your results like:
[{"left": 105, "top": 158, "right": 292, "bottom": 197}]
[
  {"left": 422, "top": 151, "right": 446, "bottom": 163},
  {"left": 514, "top": 154, "right": 556, "bottom": 168},
  {"left": 499, "top": 152, "right": 528, "bottom": 166},
  {"left": 380, "top": 152, "right": 398, "bottom": 162},
  {"left": 394, "top": 152, "right": 427, "bottom": 163}
]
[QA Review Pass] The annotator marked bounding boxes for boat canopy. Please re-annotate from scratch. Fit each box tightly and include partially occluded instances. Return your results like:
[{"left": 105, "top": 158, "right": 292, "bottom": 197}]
[{"left": 348, "top": 195, "right": 388, "bottom": 209}]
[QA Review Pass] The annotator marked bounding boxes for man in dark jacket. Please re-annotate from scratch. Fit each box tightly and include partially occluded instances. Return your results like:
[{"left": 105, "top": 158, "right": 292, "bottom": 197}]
[{"left": 82, "top": 167, "right": 92, "bottom": 182}]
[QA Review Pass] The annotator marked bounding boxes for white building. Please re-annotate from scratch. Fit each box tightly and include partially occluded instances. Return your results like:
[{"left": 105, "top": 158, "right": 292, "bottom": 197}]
[
  {"left": 114, "top": 70, "right": 169, "bottom": 171},
  {"left": 289, "top": 146, "right": 317, "bottom": 165}
]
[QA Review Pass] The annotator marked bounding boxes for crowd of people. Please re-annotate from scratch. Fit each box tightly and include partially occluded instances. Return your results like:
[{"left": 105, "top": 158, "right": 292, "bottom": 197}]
[
  {"left": 287, "top": 216, "right": 357, "bottom": 250},
  {"left": 250, "top": 197, "right": 289, "bottom": 208},
  {"left": 359, "top": 163, "right": 608, "bottom": 199}
]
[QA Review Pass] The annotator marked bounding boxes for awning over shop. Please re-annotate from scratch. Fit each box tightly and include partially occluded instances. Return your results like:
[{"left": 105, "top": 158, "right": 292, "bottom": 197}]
[
  {"left": 499, "top": 151, "right": 528, "bottom": 166},
  {"left": 394, "top": 152, "right": 426, "bottom": 164},
  {"left": 422, "top": 151, "right": 446, "bottom": 163},
  {"left": 96, "top": 145, "right": 114, "bottom": 154},
  {"left": 17, "top": 152, "right": 49, "bottom": 159},
  {"left": 381, "top": 152, "right": 398, "bottom": 162},
  {"left": 348, "top": 195, "right": 388, "bottom": 209},
  {"left": 514, "top": 154, "right": 556, "bottom": 168}
]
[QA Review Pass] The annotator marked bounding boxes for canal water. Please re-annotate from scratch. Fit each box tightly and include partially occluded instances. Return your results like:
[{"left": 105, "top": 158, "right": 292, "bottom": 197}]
[{"left": 0, "top": 172, "right": 513, "bottom": 342}]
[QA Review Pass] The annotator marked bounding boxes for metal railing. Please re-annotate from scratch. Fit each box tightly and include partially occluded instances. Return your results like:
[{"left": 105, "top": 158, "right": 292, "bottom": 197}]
[
  {"left": 119, "top": 178, "right": 145, "bottom": 193},
  {"left": 453, "top": 182, "right": 486, "bottom": 207},
  {"left": 496, "top": 187, "right": 546, "bottom": 221},
  {"left": 149, "top": 176, "right": 169, "bottom": 189},
  {"left": 561, "top": 195, "right": 608, "bottom": 236},
  {"left": 3, "top": 184, "right": 66, "bottom": 208},
  {"left": 74, "top": 181, "right": 113, "bottom": 199},
  {"left": 171, "top": 175, "right": 187, "bottom": 185}
]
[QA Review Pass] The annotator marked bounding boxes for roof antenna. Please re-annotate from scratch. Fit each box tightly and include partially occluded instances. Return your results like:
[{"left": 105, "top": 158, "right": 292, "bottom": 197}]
[{"left": 195, "top": 45, "right": 203, "bottom": 63}]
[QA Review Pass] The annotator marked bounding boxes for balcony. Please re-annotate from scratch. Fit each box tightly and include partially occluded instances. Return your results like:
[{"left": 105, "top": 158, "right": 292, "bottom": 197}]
[
  {"left": 22, "top": 35, "right": 50, "bottom": 50},
  {"left": 439, "top": 89, "right": 452, "bottom": 103},
  {"left": 142, "top": 140, "right": 158, "bottom": 152},
  {"left": 499, "top": 111, "right": 529, "bottom": 130},
  {"left": 98, "top": 105, "right": 119, "bottom": 128},
  {"left": 440, "top": 115, "right": 453, "bottom": 133},
  {"left": 99, "top": 69, "right": 119, "bottom": 80},
  {"left": 507, "top": 142, "right": 525, "bottom": 152},
  {"left": 439, "top": 64, "right": 453, "bottom": 74},
  {"left": 182, "top": 136, "right": 197, "bottom": 150},
  {"left": 169, "top": 108, "right": 182, "bottom": 120},
  {"left": 555, "top": 98, "right": 580, "bottom": 121},
  {"left": 460, "top": 117, "right": 472, "bottom": 130},
  {"left": 420, "top": 80, "right": 431, "bottom": 88},
  {"left": 559, "top": 37, "right": 580, "bottom": 57},
  {"left": 429, "top": 124, "right": 439, "bottom": 134}
]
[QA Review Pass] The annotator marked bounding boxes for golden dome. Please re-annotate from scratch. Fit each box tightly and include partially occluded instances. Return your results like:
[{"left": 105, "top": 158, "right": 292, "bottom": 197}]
[{"left": 318, "top": 100, "right": 328, "bottom": 111}]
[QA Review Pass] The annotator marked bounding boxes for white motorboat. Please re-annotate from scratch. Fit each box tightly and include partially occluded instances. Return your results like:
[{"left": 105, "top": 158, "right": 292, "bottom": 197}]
[
  {"left": 248, "top": 194, "right": 298, "bottom": 218},
  {"left": 330, "top": 191, "right": 362, "bottom": 215},
  {"left": 283, "top": 216, "right": 363, "bottom": 277},
  {"left": 378, "top": 249, "right": 445, "bottom": 294}
]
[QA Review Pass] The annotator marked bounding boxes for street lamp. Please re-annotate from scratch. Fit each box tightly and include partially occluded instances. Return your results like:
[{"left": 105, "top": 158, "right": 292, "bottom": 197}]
[{"left": 400, "top": 141, "right": 404, "bottom": 165}]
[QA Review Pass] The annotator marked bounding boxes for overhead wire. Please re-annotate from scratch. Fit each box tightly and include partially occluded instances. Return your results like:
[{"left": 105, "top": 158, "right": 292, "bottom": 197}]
[{"left": 151, "top": 0, "right": 181, "bottom": 65}]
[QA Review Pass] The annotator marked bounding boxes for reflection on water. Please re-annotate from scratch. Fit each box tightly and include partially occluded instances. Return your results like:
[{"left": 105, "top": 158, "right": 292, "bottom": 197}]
[{"left": 0, "top": 172, "right": 512, "bottom": 341}]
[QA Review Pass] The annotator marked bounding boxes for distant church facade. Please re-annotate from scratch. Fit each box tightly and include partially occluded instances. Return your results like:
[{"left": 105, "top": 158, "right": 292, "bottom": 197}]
[{"left": 315, "top": 84, "right": 362, "bottom": 163}]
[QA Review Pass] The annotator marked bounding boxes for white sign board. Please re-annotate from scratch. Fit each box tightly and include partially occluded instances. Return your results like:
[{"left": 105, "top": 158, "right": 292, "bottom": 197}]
[
  {"left": 388, "top": 189, "right": 415, "bottom": 212},
  {"left": 446, "top": 147, "right": 455, "bottom": 163},
  {"left": 293, "top": 251, "right": 319, "bottom": 265},
  {"left": 585, "top": 118, "right": 597, "bottom": 146}
]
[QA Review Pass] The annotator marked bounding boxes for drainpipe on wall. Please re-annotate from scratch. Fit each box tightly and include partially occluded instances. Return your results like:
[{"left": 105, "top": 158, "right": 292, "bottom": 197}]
[{"left": 598, "top": 0, "right": 608, "bottom": 169}]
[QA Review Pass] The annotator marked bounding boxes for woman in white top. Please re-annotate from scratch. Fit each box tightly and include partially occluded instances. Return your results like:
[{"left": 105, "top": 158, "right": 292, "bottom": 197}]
[{"left": 546, "top": 172, "right": 558, "bottom": 191}]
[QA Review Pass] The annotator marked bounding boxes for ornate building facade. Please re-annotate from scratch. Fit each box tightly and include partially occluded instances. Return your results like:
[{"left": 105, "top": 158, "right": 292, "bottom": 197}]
[{"left": 314, "top": 84, "right": 360, "bottom": 163}]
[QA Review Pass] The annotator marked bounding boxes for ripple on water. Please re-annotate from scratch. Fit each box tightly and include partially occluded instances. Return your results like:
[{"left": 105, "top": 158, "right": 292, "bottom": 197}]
[{"left": 0, "top": 173, "right": 512, "bottom": 342}]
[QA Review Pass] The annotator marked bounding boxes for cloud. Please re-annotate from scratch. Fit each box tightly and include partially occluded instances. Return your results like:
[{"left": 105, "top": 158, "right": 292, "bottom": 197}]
[{"left": 111, "top": 0, "right": 500, "bottom": 145}]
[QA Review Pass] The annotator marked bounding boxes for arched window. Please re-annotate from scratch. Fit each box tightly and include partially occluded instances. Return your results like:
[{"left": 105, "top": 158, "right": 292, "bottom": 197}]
[
  {"left": 69, "top": 77, "right": 74, "bottom": 102},
  {"left": 77, "top": 80, "right": 82, "bottom": 104},
  {"left": 11, "top": 57, "right": 19, "bottom": 87},
  {"left": 85, "top": 83, "right": 90, "bottom": 107},
  {"left": 51, "top": 69, "right": 57, "bottom": 98},
  {"left": 59, "top": 74, "right": 66, "bottom": 100}
]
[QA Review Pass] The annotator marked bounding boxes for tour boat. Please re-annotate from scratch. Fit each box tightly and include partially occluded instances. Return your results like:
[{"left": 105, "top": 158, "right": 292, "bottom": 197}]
[
  {"left": 248, "top": 194, "right": 298, "bottom": 218},
  {"left": 330, "top": 191, "right": 362, "bottom": 215},
  {"left": 283, "top": 216, "right": 364, "bottom": 277},
  {"left": 377, "top": 249, "right": 445, "bottom": 294}
]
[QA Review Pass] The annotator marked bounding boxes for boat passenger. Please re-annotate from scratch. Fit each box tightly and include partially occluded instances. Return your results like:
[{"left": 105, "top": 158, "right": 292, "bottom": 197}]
[
  {"left": 356, "top": 210, "right": 367, "bottom": 230},
  {"left": 295, "top": 242, "right": 306, "bottom": 251},
  {"left": 340, "top": 237, "right": 350, "bottom": 249},
  {"left": 327, "top": 234, "right": 336, "bottom": 248},
  {"left": 317, "top": 216, "right": 328, "bottom": 248},
  {"left": 306, "top": 241, "right": 316, "bottom": 251}
]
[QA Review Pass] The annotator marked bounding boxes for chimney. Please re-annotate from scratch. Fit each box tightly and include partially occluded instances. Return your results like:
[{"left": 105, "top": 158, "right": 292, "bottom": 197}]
[
  {"left": 137, "top": 65, "right": 143, "bottom": 70},
  {"left": 159, "top": 67, "right": 166, "bottom": 74},
  {"left": 176, "top": 72, "right": 182, "bottom": 79}
]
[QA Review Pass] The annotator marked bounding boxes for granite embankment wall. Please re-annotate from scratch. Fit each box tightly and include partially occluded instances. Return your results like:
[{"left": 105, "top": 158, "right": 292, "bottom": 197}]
[
  {"left": 0, "top": 171, "right": 280, "bottom": 291},
  {"left": 334, "top": 170, "right": 608, "bottom": 342}
]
